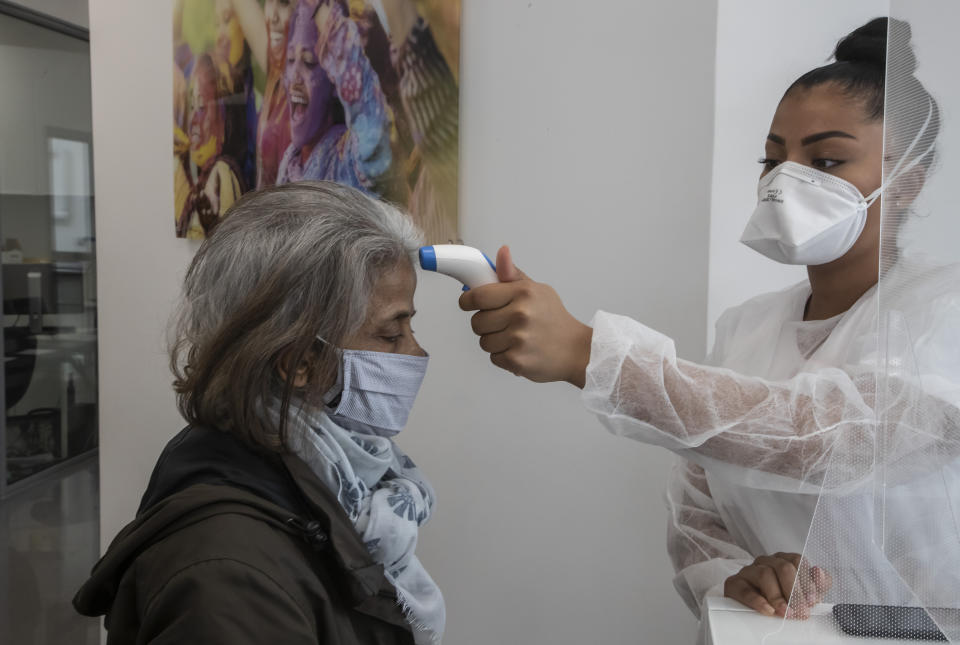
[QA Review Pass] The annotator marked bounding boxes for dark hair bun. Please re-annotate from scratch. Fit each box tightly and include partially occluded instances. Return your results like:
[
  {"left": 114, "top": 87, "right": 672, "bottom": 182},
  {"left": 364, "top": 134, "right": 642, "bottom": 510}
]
[{"left": 834, "top": 17, "right": 917, "bottom": 75}]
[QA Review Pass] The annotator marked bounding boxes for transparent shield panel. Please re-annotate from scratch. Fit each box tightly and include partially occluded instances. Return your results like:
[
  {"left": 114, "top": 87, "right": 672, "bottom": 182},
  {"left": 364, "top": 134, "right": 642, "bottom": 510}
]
[
  {"left": 0, "top": 8, "right": 100, "bottom": 644},
  {"left": 765, "top": 6, "right": 960, "bottom": 643}
]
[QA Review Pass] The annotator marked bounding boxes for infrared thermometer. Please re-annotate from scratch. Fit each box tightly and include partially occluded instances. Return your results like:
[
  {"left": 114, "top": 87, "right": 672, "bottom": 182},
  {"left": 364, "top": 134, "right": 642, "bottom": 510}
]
[{"left": 419, "top": 245, "right": 498, "bottom": 289}]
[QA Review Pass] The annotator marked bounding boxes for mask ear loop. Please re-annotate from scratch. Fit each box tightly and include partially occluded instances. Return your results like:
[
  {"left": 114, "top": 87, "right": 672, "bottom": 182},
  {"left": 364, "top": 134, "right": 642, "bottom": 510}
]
[
  {"left": 315, "top": 335, "right": 345, "bottom": 406},
  {"left": 864, "top": 97, "right": 935, "bottom": 207}
]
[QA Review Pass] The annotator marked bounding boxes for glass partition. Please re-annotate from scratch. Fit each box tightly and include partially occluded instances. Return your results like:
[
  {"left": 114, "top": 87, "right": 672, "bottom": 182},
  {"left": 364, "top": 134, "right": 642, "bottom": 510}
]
[{"left": 0, "top": 3, "right": 99, "bottom": 643}]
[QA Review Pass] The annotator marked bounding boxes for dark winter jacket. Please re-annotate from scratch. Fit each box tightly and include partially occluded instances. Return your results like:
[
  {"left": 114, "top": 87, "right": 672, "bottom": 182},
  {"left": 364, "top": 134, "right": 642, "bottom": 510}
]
[{"left": 74, "top": 426, "right": 416, "bottom": 644}]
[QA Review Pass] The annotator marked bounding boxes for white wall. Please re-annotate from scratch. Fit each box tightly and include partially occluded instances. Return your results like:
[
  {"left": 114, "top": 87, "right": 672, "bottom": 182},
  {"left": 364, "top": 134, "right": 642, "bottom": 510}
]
[
  {"left": 405, "top": 2, "right": 715, "bottom": 643},
  {"left": 88, "top": 0, "right": 199, "bottom": 550},
  {"left": 90, "top": 0, "right": 715, "bottom": 644},
  {"left": 707, "top": 0, "right": 888, "bottom": 343}
]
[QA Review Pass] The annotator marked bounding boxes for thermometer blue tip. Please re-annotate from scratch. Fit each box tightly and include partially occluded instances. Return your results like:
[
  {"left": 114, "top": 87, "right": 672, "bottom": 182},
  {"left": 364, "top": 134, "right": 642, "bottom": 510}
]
[{"left": 419, "top": 246, "right": 437, "bottom": 271}]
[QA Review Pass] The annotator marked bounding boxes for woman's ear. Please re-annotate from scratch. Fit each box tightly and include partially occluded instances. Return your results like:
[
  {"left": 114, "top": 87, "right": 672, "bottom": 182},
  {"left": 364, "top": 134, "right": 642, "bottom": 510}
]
[
  {"left": 276, "top": 362, "right": 309, "bottom": 387},
  {"left": 290, "top": 364, "right": 310, "bottom": 388},
  {"left": 276, "top": 347, "right": 317, "bottom": 388},
  {"left": 278, "top": 345, "right": 342, "bottom": 397},
  {"left": 890, "top": 165, "right": 927, "bottom": 210}
]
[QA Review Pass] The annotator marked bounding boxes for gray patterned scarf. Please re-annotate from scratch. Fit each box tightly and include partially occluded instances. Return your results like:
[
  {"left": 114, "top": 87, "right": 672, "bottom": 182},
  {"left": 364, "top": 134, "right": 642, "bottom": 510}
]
[{"left": 278, "top": 402, "right": 444, "bottom": 645}]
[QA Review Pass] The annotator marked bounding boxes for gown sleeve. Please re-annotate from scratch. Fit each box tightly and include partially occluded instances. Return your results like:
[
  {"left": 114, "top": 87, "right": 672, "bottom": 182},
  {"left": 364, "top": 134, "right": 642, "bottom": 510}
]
[
  {"left": 666, "top": 459, "right": 752, "bottom": 617},
  {"left": 582, "top": 294, "right": 960, "bottom": 492}
]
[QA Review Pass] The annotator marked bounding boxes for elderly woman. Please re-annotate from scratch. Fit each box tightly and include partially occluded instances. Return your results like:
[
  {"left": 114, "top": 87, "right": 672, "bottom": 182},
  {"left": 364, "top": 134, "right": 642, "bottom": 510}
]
[{"left": 75, "top": 182, "right": 444, "bottom": 645}]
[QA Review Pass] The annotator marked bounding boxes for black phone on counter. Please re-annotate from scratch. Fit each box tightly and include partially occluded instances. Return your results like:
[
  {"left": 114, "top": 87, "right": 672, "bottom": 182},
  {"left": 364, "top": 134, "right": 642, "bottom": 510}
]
[{"left": 833, "top": 603, "right": 960, "bottom": 641}]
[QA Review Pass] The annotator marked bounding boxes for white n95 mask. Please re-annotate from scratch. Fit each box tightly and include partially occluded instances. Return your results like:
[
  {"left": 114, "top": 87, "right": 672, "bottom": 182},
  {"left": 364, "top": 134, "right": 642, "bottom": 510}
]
[
  {"left": 741, "top": 98, "right": 936, "bottom": 266},
  {"left": 739, "top": 161, "right": 878, "bottom": 266},
  {"left": 319, "top": 339, "right": 429, "bottom": 437}
]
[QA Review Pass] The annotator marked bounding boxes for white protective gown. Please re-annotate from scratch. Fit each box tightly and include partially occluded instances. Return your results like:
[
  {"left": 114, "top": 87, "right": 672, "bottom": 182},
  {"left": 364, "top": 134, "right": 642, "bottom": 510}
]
[{"left": 581, "top": 255, "right": 960, "bottom": 618}]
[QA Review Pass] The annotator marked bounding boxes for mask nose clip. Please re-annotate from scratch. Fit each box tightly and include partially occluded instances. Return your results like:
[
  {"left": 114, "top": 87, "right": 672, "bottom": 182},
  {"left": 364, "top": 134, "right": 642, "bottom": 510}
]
[{"left": 776, "top": 163, "right": 820, "bottom": 185}]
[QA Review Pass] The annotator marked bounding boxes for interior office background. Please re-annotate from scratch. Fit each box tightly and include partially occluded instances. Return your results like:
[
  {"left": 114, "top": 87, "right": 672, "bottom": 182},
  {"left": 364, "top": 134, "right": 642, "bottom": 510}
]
[
  {"left": 1, "top": 0, "right": 99, "bottom": 642},
  {"left": 1, "top": 0, "right": 927, "bottom": 643}
]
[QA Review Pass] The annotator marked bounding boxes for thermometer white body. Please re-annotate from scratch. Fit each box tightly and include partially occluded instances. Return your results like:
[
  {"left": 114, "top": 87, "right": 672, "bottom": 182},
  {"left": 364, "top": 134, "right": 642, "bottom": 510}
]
[{"left": 419, "top": 245, "right": 498, "bottom": 289}]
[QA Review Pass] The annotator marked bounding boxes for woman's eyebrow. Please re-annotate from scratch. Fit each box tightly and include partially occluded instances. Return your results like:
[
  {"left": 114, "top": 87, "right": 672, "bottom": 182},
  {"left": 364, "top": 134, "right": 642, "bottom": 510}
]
[
  {"left": 766, "top": 131, "right": 858, "bottom": 146},
  {"left": 801, "top": 130, "right": 857, "bottom": 145},
  {"left": 376, "top": 308, "right": 416, "bottom": 325}
]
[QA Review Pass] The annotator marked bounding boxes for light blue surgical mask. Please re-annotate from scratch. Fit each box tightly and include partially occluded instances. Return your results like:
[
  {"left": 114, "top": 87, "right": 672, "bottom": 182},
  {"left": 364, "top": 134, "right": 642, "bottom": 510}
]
[{"left": 317, "top": 336, "right": 429, "bottom": 437}]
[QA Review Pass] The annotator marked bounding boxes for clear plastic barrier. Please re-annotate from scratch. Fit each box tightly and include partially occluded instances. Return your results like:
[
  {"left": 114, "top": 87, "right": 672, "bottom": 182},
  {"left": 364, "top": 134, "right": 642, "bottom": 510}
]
[{"left": 766, "top": 4, "right": 960, "bottom": 642}]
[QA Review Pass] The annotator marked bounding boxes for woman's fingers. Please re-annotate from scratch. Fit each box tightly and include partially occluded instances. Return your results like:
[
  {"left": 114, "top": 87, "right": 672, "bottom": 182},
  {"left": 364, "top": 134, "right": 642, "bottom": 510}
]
[
  {"left": 457, "top": 250, "right": 589, "bottom": 384},
  {"left": 495, "top": 245, "right": 528, "bottom": 282},
  {"left": 458, "top": 245, "right": 529, "bottom": 312},
  {"left": 470, "top": 308, "right": 511, "bottom": 336},
  {"left": 478, "top": 329, "right": 515, "bottom": 355},
  {"left": 755, "top": 555, "right": 799, "bottom": 604},
  {"left": 776, "top": 553, "right": 831, "bottom": 609},
  {"left": 726, "top": 554, "right": 831, "bottom": 621},
  {"left": 813, "top": 565, "right": 833, "bottom": 597},
  {"left": 766, "top": 553, "right": 832, "bottom": 618},
  {"left": 773, "top": 552, "right": 803, "bottom": 568},
  {"left": 459, "top": 281, "right": 529, "bottom": 312},
  {"left": 738, "top": 564, "right": 789, "bottom": 615},
  {"left": 724, "top": 576, "right": 776, "bottom": 616},
  {"left": 783, "top": 564, "right": 830, "bottom": 619}
]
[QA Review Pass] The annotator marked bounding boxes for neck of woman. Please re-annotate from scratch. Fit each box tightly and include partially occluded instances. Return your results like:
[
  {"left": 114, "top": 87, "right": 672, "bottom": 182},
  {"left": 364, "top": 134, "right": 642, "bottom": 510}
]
[{"left": 805, "top": 249, "right": 881, "bottom": 321}]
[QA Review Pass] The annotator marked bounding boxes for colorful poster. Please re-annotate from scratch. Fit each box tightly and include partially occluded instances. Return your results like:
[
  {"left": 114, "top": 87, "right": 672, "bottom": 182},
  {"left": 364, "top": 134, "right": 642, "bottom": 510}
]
[{"left": 173, "top": 0, "right": 460, "bottom": 242}]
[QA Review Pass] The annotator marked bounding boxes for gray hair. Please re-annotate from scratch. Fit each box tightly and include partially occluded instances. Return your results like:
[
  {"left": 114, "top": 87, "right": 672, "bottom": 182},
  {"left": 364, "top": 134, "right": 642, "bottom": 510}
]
[{"left": 170, "top": 181, "right": 424, "bottom": 450}]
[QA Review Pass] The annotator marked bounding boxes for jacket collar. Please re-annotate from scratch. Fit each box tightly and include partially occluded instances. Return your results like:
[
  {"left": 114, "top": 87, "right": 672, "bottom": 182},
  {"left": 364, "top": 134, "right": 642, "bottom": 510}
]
[
  {"left": 78, "top": 426, "right": 408, "bottom": 628},
  {"left": 281, "top": 453, "right": 405, "bottom": 617}
]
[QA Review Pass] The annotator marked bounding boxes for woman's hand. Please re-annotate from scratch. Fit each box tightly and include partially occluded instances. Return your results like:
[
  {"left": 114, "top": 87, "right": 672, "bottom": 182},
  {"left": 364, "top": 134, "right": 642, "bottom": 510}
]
[
  {"left": 459, "top": 246, "right": 592, "bottom": 387},
  {"left": 724, "top": 553, "right": 832, "bottom": 619}
]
